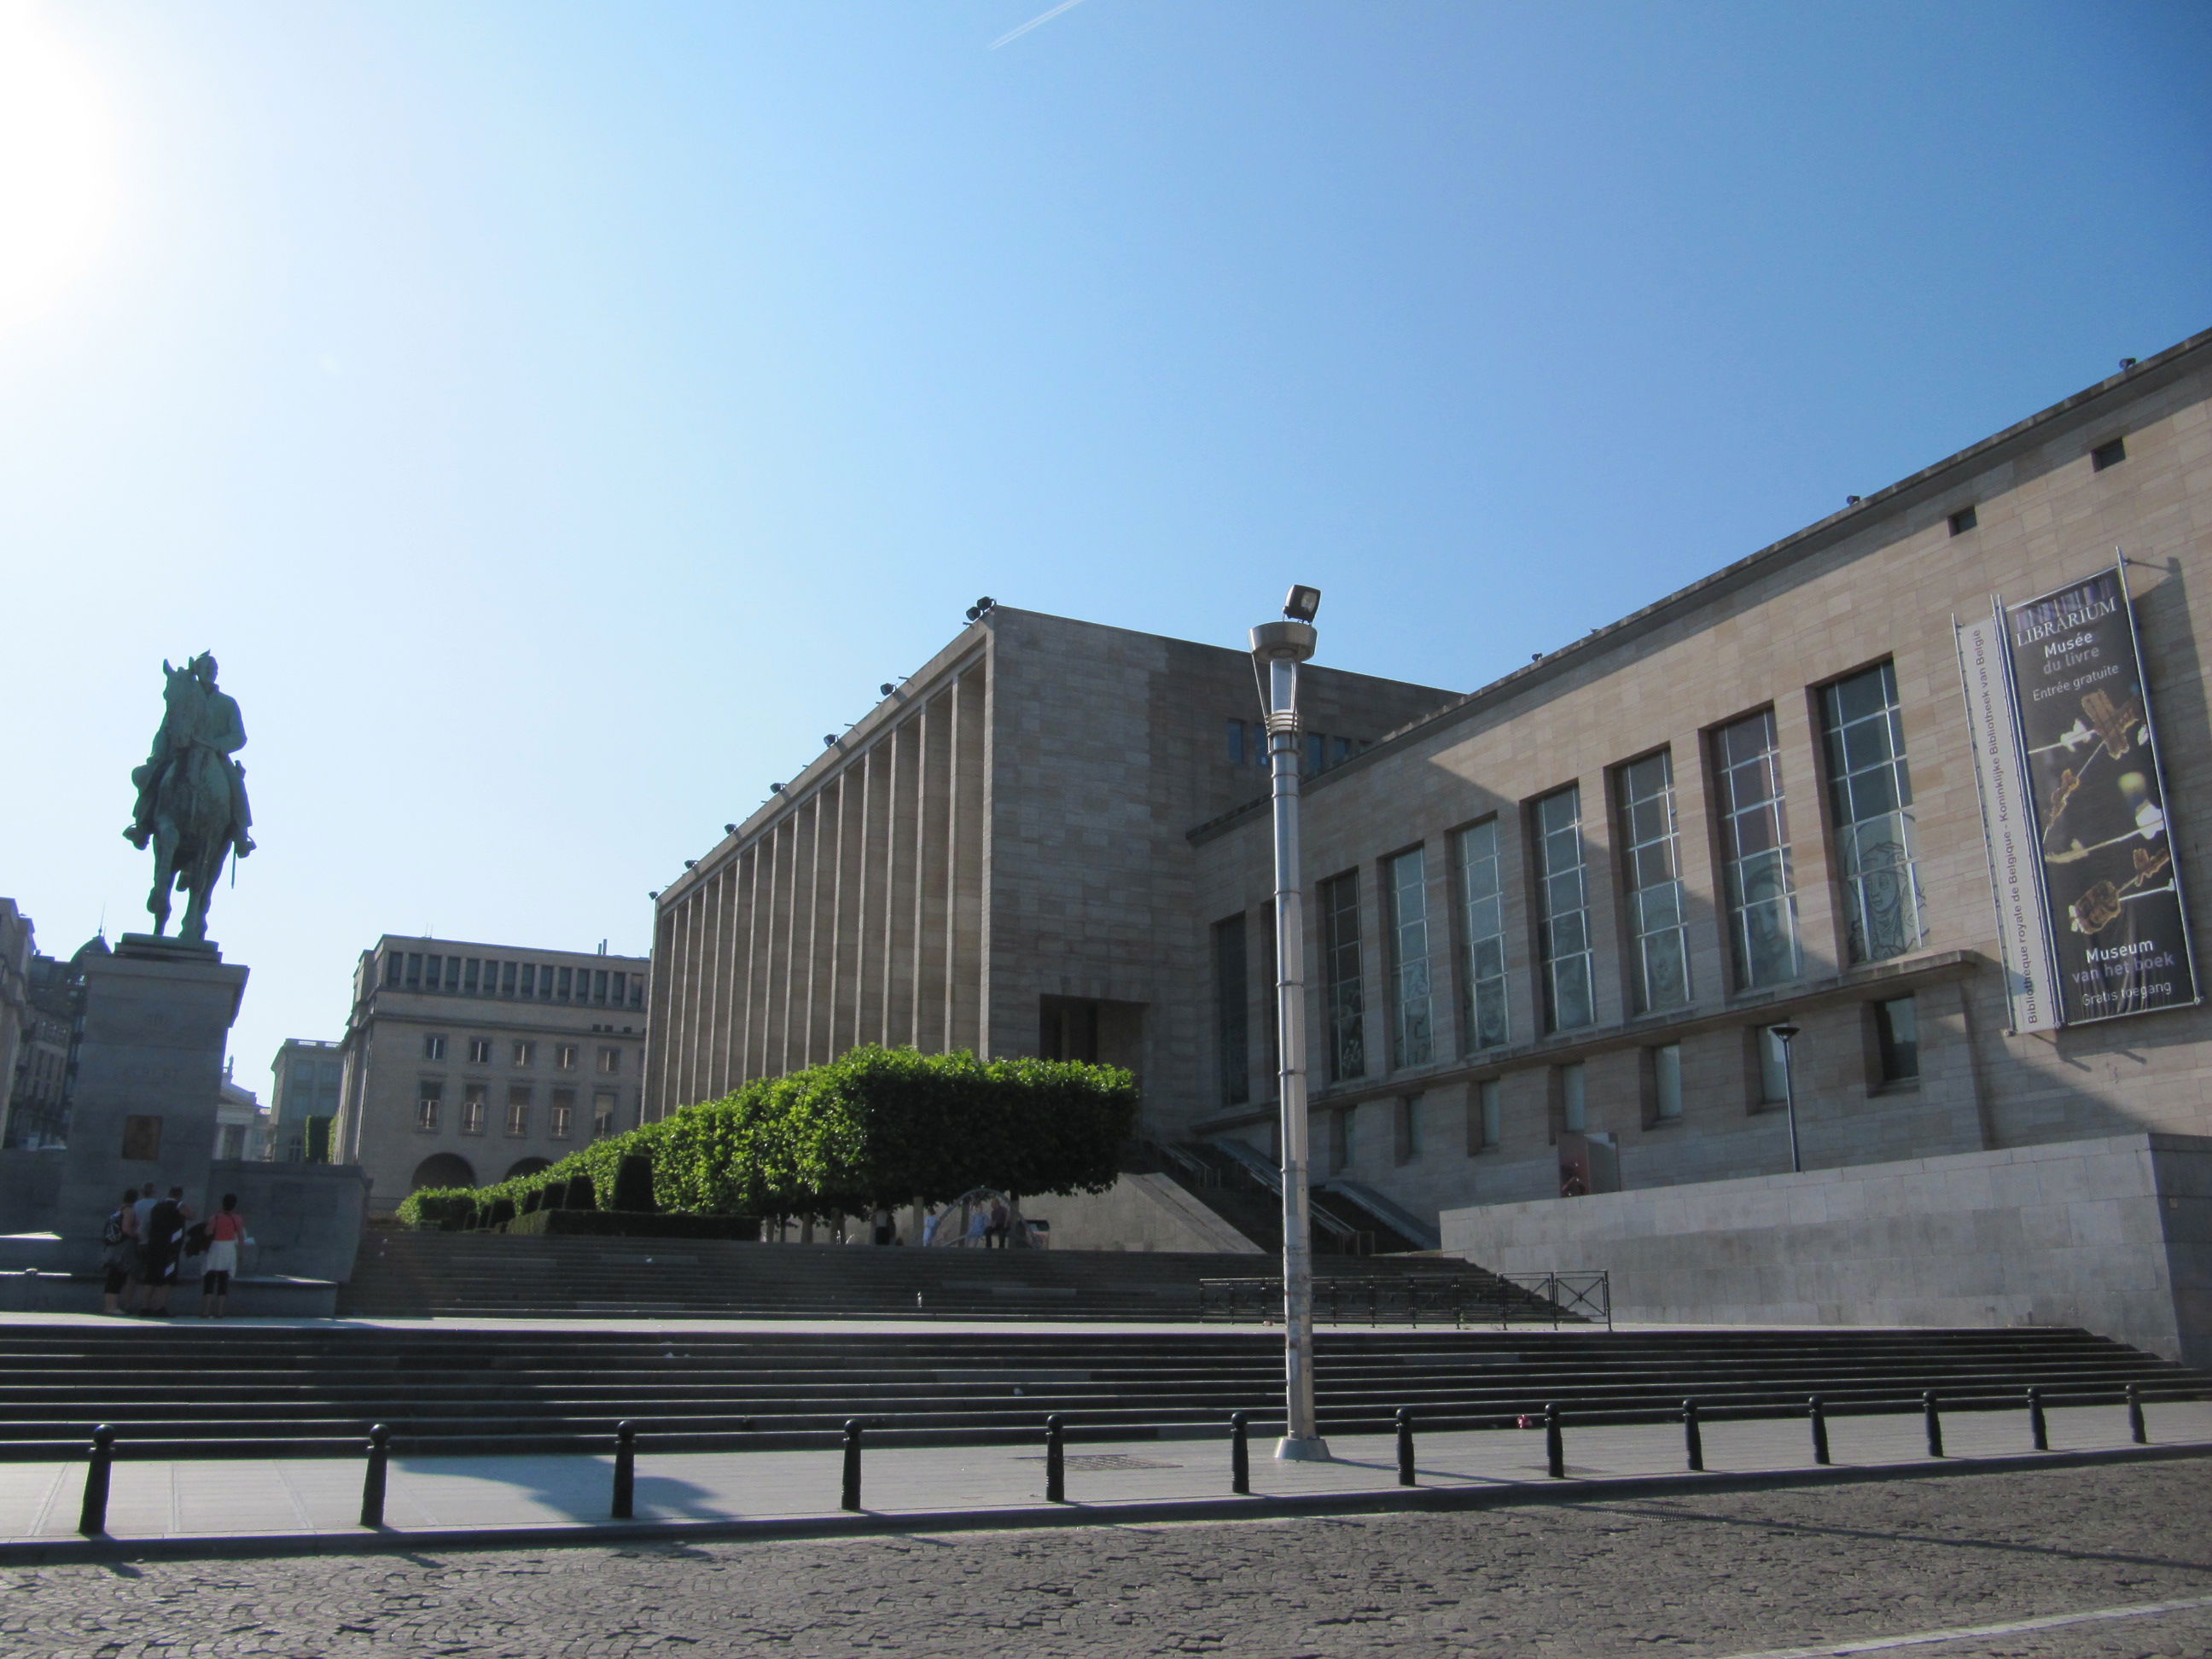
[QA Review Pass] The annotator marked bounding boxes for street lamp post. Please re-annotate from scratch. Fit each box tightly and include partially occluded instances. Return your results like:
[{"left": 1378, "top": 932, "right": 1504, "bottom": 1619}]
[
  {"left": 1770, "top": 1022, "right": 1802, "bottom": 1174},
  {"left": 1254, "top": 585, "right": 1329, "bottom": 1461}
]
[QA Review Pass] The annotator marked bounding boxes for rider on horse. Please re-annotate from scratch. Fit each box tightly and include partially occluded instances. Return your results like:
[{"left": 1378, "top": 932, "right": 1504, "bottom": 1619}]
[{"left": 123, "top": 655, "right": 253, "bottom": 871}]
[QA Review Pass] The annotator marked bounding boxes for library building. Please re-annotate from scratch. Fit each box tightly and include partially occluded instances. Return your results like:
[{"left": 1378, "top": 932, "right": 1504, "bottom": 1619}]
[{"left": 646, "top": 329, "right": 2212, "bottom": 1364}]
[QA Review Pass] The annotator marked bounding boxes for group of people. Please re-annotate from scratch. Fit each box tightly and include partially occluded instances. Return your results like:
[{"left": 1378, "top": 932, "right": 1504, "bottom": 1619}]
[
  {"left": 916, "top": 1195, "right": 1017, "bottom": 1248},
  {"left": 99, "top": 1181, "right": 248, "bottom": 1318}
]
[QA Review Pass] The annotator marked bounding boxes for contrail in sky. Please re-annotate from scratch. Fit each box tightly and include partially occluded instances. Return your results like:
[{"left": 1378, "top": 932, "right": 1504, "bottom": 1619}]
[{"left": 989, "top": 0, "right": 1088, "bottom": 49}]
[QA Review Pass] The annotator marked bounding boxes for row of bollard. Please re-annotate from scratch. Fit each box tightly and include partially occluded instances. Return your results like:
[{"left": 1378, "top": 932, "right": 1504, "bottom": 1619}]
[{"left": 68, "top": 1383, "right": 2161, "bottom": 1537}]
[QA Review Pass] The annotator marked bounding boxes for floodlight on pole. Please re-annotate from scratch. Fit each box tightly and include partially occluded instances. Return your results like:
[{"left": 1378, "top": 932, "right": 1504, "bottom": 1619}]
[
  {"left": 1770, "top": 1022, "right": 1803, "bottom": 1174},
  {"left": 1252, "top": 585, "right": 1329, "bottom": 1462}
]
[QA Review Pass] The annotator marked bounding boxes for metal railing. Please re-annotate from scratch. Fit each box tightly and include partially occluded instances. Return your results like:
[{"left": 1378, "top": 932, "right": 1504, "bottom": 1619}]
[
  {"left": 56, "top": 1378, "right": 2202, "bottom": 1540},
  {"left": 1199, "top": 1271, "right": 1611, "bottom": 1328}
]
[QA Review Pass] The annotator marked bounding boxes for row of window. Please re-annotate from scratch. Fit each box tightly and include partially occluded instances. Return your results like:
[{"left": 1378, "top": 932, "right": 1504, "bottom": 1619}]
[
  {"left": 1318, "top": 996, "right": 1920, "bottom": 1170},
  {"left": 1224, "top": 719, "right": 1367, "bottom": 775},
  {"left": 413, "top": 1080, "right": 621, "bottom": 1140},
  {"left": 385, "top": 950, "right": 645, "bottom": 1010},
  {"left": 419, "top": 1033, "right": 624, "bottom": 1073},
  {"left": 1216, "top": 661, "right": 1925, "bottom": 1094}
]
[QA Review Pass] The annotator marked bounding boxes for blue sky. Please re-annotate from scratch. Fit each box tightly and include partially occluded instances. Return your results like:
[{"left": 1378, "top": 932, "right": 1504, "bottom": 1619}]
[{"left": 2, "top": 0, "right": 2207, "bottom": 1095}]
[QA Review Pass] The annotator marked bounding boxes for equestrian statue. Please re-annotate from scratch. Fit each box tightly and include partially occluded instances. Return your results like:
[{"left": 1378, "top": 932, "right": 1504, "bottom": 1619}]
[{"left": 124, "top": 653, "right": 255, "bottom": 944}]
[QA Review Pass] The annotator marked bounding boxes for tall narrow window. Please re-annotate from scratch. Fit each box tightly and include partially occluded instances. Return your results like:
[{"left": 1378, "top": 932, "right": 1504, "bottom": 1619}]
[
  {"left": 1714, "top": 710, "right": 1801, "bottom": 990},
  {"left": 416, "top": 1084, "right": 442, "bottom": 1132},
  {"left": 422, "top": 1034, "right": 447, "bottom": 1062},
  {"left": 591, "top": 1091, "right": 619, "bottom": 1138},
  {"left": 1213, "top": 915, "right": 1251, "bottom": 1106},
  {"left": 1822, "top": 662, "right": 1925, "bottom": 963},
  {"left": 463, "top": 958, "right": 480, "bottom": 994},
  {"left": 1650, "top": 1043, "right": 1684, "bottom": 1121},
  {"left": 1534, "top": 787, "right": 1595, "bottom": 1031},
  {"left": 1394, "top": 1096, "right": 1423, "bottom": 1163},
  {"left": 1225, "top": 718, "right": 1247, "bottom": 766},
  {"left": 504, "top": 1086, "right": 531, "bottom": 1137},
  {"left": 458, "top": 1094, "right": 485, "bottom": 1136},
  {"left": 1618, "top": 753, "right": 1691, "bottom": 1013},
  {"left": 500, "top": 961, "right": 518, "bottom": 998},
  {"left": 1756, "top": 1027, "right": 1790, "bottom": 1105},
  {"left": 1454, "top": 820, "right": 1510, "bottom": 1051},
  {"left": 1384, "top": 847, "right": 1434, "bottom": 1068},
  {"left": 1557, "top": 1062, "right": 1586, "bottom": 1133},
  {"left": 1320, "top": 871, "right": 1366, "bottom": 1082},
  {"left": 556, "top": 966, "right": 573, "bottom": 1000},
  {"left": 1474, "top": 1079, "right": 1501, "bottom": 1151},
  {"left": 1874, "top": 995, "right": 1919, "bottom": 1083},
  {"left": 550, "top": 1090, "right": 574, "bottom": 1139}
]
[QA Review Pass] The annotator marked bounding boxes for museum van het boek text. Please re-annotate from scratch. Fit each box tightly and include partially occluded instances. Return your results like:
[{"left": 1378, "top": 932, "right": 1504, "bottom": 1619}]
[{"left": 644, "top": 329, "right": 2212, "bottom": 1366}]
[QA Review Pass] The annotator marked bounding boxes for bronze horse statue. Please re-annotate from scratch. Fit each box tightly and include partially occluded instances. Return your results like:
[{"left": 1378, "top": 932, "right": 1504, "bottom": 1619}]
[{"left": 125, "top": 655, "right": 254, "bottom": 944}]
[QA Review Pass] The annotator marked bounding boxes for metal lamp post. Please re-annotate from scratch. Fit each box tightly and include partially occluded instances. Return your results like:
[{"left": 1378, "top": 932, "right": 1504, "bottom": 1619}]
[
  {"left": 1254, "top": 585, "right": 1330, "bottom": 1461},
  {"left": 1770, "top": 1022, "right": 1802, "bottom": 1174}
]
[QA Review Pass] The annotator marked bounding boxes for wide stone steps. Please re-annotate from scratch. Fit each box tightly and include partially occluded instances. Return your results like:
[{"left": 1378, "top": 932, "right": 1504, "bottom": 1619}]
[
  {"left": 2, "top": 1324, "right": 2201, "bottom": 1460},
  {"left": 335, "top": 1228, "right": 1540, "bottom": 1321}
]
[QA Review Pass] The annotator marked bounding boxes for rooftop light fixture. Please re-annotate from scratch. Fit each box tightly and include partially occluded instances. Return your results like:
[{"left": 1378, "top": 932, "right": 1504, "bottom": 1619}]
[{"left": 1282, "top": 585, "right": 1320, "bottom": 623}]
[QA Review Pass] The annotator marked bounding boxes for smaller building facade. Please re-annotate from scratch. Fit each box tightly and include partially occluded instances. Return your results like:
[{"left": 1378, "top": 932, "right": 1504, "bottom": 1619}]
[
  {"left": 214, "top": 1063, "right": 270, "bottom": 1162},
  {"left": 1, "top": 915, "right": 96, "bottom": 1153},
  {"left": 269, "top": 1038, "right": 344, "bottom": 1162},
  {"left": 0, "top": 901, "right": 32, "bottom": 1148},
  {"left": 333, "top": 934, "right": 650, "bottom": 1213}
]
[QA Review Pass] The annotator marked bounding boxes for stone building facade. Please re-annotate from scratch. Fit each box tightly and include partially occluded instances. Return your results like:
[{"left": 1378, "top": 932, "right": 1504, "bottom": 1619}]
[
  {"left": 643, "top": 329, "right": 2212, "bottom": 1351},
  {"left": 643, "top": 609, "right": 1458, "bottom": 1132},
  {"left": 269, "top": 1038, "right": 344, "bottom": 1162},
  {"left": 1185, "top": 331, "right": 2212, "bottom": 1233},
  {"left": 334, "top": 935, "right": 649, "bottom": 1213}
]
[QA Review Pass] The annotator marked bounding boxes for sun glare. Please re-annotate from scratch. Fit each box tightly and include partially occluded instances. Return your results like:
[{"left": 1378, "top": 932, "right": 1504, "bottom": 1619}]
[{"left": 0, "top": 0, "right": 118, "bottom": 336}]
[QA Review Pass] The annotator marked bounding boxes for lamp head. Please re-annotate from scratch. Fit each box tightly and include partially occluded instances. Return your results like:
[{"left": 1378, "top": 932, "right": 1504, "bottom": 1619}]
[
  {"left": 1769, "top": 1022, "right": 1802, "bottom": 1044},
  {"left": 1282, "top": 585, "right": 1321, "bottom": 623}
]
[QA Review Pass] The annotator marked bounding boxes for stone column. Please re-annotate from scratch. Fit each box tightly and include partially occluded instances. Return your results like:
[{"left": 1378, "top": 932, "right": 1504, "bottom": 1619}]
[{"left": 51, "top": 936, "right": 247, "bottom": 1266}]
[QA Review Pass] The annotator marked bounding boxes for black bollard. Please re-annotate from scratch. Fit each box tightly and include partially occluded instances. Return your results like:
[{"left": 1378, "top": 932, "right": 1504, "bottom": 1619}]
[
  {"left": 1807, "top": 1396, "right": 1831, "bottom": 1466},
  {"left": 77, "top": 1425, "right": 114, "bottom": 1538},
  {"left": 1395, "top": 1407, "right": 1416, "bottom": 1487},
  {"left": 2027, "top": 1386, "right": 2048, "bottom": 1452},
  {"left": 1045, "top": 1414, "right": 1067, "bottom": 1504},
  {"left": 612, "top": 1420, "right": 637, "bottom": 1520},
  {"left": 1682, "top": 1400, "right": 1703, "bottom": 1472},
  {"left": 1922, "top": 1392, "right": 1944, "bottom": 1458},
  {"left": 1544, "top": 1402, "right": 1564, "bottom": 1480},
  {"left": 360, "top": 1423, "right": 391, "bottom": 1528},
  {"left": 1229, "top": 1412, "right": 1250, "bottom": 1495},
  {"left": 2127, "top": 1384, "right": 2147, "bottom": 1445},
  {"left": 841, "top": 1419, "right": 864, "bottom": 1511}
]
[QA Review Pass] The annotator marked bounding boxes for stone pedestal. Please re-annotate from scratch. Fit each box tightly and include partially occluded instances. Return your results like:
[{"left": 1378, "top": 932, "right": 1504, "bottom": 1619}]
[{"left": 48, "top": 934, "right": 247, "bottom": 1265}]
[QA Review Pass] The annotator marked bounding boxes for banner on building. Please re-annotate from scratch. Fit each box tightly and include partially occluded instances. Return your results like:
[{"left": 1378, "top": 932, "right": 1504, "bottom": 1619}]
[
  {"left": 2005, "top": 563, "right": 2198, "bottom": 1024},
  {"left": 1955, "top": 608, "right": 2060, "bottom": 1031}
]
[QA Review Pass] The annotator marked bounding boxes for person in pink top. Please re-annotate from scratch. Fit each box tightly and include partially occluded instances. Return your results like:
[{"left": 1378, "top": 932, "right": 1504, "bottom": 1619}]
[{"left": 199, "top": 1194, "right": 247, "bottom": 1318}]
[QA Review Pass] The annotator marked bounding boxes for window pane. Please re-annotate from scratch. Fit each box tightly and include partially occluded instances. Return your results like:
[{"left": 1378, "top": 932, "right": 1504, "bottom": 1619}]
[
  {"left": 1715, "top": 712, "right": 1802, "bottom": 989},
  {"left": 1618, "top": 748, "right": 1692, "bottom": 1009},
  {"left": 1214, "top": 916, "right": 1250, "bottom": 1106},
  {"left": 1385, "top": 848, "right": 1433, "bottom": 1068},
  {"left": 1534, "top": 785, "right": 1595, "bottom": 1031},
  {"left": 1322, "top": 872, "right": 1365, "bottom": 1080},
  {"left": 1560, "top": 1063, "right": 1586, "bottom": 1132},
  {"left": 1454, "top": 821, "right": 1510, "bottom": 1052},
  {"left": 1822, "top": 663, "right": 1925, "bottom": 964}
]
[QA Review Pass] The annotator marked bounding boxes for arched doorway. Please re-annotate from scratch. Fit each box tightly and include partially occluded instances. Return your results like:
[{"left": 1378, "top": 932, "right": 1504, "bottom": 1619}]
[
  {"left": 410, "top": 1153, "right": 476, "bottom": 1191},
  {"left": 504, "top": 1156, "right": 554, "bottom": 1180}
]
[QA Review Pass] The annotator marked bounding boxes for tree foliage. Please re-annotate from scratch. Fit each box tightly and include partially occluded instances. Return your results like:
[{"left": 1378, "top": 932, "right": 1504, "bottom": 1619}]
[{"left": 394, "top": 1045, "right": 1138, "bottom": 1230}]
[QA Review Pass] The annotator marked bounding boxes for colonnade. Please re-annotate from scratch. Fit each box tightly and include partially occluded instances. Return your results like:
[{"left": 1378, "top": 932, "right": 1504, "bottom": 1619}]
[{"left": 644, "top": 660, "right": 989, "bottom": 1117}]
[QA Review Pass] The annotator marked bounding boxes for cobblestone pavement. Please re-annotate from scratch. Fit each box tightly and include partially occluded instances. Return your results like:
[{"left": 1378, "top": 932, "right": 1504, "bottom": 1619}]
[{"left": 4, "top": 1461, "right": 2209, "bottom": 1658}]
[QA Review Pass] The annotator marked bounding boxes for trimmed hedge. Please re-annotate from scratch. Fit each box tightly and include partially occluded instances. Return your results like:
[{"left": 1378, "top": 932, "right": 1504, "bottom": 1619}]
[
  {"left": 507, "top": 1208, "right": 760, "bottom": 1240},
  {"left": 395, "top": 1045, "right": 1138, "bottom": 1231}
]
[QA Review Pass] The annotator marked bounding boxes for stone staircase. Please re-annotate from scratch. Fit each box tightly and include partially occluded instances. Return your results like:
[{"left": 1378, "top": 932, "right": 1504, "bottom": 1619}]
[
  {"left": 335, "top": 1229, "right": 1485, "bottom": 1321},
  {"left": 0, "top": 1323, "right": 2200, "bottom": 1462}
]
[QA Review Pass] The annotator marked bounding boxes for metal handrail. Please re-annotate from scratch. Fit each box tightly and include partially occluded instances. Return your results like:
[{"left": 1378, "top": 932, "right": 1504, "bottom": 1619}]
[{"left": 1197, "top": 1271, "right": 1610, "bottom": 1328}]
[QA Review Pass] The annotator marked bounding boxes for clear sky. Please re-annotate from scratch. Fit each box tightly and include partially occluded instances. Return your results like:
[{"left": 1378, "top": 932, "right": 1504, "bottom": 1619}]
[{"left": 2, "top": 0, "right": 2207, "bottom": 1100}]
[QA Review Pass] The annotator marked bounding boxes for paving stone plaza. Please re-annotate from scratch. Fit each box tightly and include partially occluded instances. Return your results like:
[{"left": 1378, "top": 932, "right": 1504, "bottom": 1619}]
[{"left": 5, "top": 1460, "right": 2210, "bottom": 1658}]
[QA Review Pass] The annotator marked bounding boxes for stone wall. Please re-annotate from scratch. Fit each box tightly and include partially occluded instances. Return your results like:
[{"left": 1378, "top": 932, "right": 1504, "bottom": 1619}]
[
  {"left": 1439, "top": 1132, "right": 2212, "bottom": 1365},
  {"left": 1021, "top": 1173, "right": 1263, "bottom": 1255}
]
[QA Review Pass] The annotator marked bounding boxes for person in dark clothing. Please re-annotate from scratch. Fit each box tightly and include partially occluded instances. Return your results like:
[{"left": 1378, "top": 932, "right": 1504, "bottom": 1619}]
[
  {"left": 140, "top": 1185, "right": 190, "bottom": 1316},
  {"left": 100, "top": 1189, "right": 141, "bottom": 1315}
]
